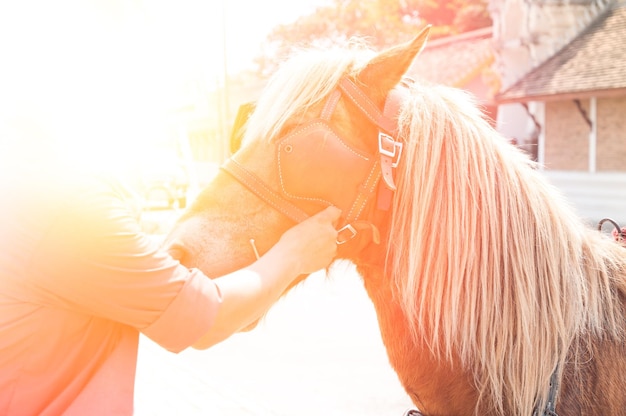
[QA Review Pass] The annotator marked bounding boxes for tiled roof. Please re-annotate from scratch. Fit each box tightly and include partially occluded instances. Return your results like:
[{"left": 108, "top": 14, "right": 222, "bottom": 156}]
[
  {"left": 496, "top": 1, "right": 626, "bottom": 103},
  {"left": 409, "top": 27, "right": 494, "bottom": 87}
]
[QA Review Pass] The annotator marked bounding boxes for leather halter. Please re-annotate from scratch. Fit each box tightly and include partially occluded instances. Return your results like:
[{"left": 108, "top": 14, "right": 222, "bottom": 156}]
[{"left": 222, "top": 77, "right": 409, "bottom": 248}]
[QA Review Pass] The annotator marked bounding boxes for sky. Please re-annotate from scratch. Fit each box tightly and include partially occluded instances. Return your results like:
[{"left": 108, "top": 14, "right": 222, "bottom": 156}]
[
  {"left": 0, "top": 0, "right": 329, "bottom": 164},
  {"left": 141, "top": 0, "right": 331, "bottom": 87},
  {"left": 1, "top": 0, "right": 330, "bottom": 104},
  {"left": 223, "top": 0, "right": 330, "bottom": 73}
]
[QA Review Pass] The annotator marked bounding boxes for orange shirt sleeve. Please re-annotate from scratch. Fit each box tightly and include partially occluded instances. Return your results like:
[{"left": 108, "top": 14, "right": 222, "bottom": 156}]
[{"left": 31, "top": 175, "right": 221, "bottom": 352}]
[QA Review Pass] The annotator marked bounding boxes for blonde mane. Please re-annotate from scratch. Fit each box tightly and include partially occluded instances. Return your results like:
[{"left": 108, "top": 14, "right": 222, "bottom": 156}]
[
  {"left": 390, "top": 81, "right": 626, "bottom": 414},
  {"left": 241, "top": 43, "right": 626, "bottom": 415},
  {"left": 243, "top": 42, "right": 374, "bottom": 145}
]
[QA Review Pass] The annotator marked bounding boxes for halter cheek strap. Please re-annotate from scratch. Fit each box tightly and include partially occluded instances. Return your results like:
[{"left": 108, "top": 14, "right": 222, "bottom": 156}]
[
  {"left": 338, "top": 78, "right": 406, "bottom": 192},
  {"left": 318, "top": 78, "right": 407, "bottom": 223}
]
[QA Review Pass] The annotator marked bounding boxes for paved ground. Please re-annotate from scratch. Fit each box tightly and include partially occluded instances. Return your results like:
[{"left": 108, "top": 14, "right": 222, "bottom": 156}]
[{"left": 134, "top": 209, "right": 414, "bottom": 416}]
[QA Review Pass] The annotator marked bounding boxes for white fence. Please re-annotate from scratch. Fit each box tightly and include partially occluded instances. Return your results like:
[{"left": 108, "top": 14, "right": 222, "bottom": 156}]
[{"left": 542, "top": 171, "right": 626, "bottom": 226}]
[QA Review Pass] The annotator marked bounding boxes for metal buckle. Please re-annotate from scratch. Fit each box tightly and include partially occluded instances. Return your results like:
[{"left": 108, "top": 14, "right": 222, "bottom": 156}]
[
  {"left": 336, "top": 223, "right": 357, "bottom": 244},
  {"left": 378, "top": 132, "right": 403, "bottom": 168},
  {"left": 403, "top": 410, "right": 425, "bottom": 416}
]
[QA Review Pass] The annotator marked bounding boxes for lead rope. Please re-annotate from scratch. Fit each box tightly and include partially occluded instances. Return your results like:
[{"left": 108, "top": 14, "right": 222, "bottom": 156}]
[
  {"left": 538, "top": 367, "right": 559, "bottom": 416},
  {"left": 402, "top": 367, "right": 560, "bottom": 416}
]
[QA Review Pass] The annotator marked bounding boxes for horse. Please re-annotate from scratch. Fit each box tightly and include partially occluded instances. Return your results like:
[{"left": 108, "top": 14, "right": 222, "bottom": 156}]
[{"left": 163, "top": 27, "right": 626, "bottom": 415}]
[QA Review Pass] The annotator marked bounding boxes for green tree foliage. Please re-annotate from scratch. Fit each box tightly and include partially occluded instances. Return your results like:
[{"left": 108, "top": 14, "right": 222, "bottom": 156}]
[{"left": 254, "top": 0, "right": 491, "bottom": 76}]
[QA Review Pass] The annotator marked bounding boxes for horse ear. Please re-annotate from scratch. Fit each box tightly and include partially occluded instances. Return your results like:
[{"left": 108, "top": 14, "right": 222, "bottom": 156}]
[{"left": 357, "top": 25, "right": 431, "bottom": 104}]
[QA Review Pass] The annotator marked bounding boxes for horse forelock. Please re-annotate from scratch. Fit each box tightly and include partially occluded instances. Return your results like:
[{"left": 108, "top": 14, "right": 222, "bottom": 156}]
[
  {"left": 243, "top": 42, "right": 375, "bottom": 146},
  {"left": 387, "top": 81, "right": 626, "bottom": 415}
]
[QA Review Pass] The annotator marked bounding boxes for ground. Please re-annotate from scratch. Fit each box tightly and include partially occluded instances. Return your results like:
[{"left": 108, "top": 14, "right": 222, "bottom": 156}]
[{"left": 134, "top": 208, "right": 414, "bottom": 415}]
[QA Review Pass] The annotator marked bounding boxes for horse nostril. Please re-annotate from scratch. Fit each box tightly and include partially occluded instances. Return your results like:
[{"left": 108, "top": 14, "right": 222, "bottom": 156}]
[{"left": 167, "top": 243, "right": 190, "bottom": 266}]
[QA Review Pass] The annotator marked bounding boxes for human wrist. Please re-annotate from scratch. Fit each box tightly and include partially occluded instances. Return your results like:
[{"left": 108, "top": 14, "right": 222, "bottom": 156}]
[{"left": 251, "top": 244, "right": 301, "bottom": 285}]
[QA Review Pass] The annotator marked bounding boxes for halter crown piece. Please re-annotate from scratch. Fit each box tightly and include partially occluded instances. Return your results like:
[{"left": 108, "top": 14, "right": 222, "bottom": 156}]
[{"left": 222, "top": 77, "right": 410, "bottom": 251}]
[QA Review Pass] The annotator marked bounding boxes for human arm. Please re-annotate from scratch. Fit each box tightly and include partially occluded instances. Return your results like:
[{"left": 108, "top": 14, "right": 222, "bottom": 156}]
[
  {"left": 25, "top": 173, "right": 339, "bottom": 352},
  {"left": 191, "top": 205, "right": 341, "bottom": 349}
]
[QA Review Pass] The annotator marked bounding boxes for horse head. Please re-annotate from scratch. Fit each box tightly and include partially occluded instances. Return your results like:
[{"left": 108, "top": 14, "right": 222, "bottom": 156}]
[{"left": 165, "top": 26, "right": 430, "bottom": 284}]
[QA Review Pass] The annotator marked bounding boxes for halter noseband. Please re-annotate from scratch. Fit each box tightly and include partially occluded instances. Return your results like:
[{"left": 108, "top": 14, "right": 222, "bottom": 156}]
[{"left": 222, "top": 77, "right": 409, "bottom": 248}]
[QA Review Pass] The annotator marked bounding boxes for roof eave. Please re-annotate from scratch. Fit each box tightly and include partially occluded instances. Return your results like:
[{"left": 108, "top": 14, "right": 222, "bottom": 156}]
[{"left": 495, "top": 87, "right": 626, "bottom": 104}]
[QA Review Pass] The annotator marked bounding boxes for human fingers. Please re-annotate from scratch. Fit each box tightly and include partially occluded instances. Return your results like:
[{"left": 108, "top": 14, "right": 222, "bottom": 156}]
[{"left": 311, "top": 205, "right": 342, "bottom": 227}]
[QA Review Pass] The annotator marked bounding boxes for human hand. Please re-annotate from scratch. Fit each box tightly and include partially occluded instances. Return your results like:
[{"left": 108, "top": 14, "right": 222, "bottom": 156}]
[{"left": 274, "top": 206, "right": 341, "bottom": 275}]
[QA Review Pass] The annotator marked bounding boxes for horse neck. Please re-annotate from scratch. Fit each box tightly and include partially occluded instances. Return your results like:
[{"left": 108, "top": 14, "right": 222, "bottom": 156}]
[
  {"left": 355, "top": 260, "right": 485, "bottom": 415},
  {"left": 353, "top": 218, "right": 492, "bottom": 414}
]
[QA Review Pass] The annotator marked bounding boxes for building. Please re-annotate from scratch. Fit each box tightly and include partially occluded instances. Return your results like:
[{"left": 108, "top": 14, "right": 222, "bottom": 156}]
[
  {"left": 492, "top": 0, "right": 626, "bottom": 223},
  {"left": 409, "top": 27, "right": 498, "bottom": 123}
]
